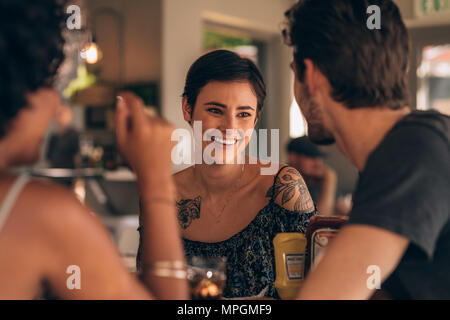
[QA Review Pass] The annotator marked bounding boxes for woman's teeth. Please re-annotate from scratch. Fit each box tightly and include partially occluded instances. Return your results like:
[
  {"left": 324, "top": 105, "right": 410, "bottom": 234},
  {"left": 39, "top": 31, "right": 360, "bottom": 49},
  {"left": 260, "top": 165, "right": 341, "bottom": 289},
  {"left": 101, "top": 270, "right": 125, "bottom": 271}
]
[{"left": 213, "top": 136, "right": 237, "bottom": 145}]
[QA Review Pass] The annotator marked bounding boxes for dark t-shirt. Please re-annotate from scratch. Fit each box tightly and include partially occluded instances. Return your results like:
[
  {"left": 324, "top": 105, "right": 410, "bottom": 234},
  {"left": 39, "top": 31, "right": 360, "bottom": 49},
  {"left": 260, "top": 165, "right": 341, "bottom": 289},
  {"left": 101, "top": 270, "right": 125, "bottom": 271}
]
[{"left": 347, "top": 110, "right": 450, "bottom": 299}]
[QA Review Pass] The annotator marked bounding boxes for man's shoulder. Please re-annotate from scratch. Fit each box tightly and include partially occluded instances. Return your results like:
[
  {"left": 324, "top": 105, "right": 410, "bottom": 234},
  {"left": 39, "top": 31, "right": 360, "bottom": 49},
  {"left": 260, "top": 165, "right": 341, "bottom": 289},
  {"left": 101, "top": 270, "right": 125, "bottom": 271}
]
[
  {"left": 349, "top": 111, "right": 450, "bottom": 261},
  {"left": 368, "top": 110, "right": 450, "bottom": 169},
  {"left": 400, "top": 109, "right": 450, "bottom": 128},
  {"left": 356, "top": 110, "right": 450, "bottom": 203},
  {"left": 392, "top": 110, "right": 450, "bottom": 146}
]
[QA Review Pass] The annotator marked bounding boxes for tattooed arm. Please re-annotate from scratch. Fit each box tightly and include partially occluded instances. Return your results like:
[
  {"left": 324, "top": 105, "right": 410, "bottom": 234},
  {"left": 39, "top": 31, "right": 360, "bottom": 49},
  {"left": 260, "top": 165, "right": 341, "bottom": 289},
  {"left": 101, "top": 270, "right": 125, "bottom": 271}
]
[{"left": 266, "top": 166, "right": 315, "bottom": 214}]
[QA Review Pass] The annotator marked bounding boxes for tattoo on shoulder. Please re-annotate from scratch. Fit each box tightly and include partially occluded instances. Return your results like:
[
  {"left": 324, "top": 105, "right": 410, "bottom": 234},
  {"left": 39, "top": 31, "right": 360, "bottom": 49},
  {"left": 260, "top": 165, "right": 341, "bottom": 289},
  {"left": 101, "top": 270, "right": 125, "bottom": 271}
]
[
  {"left": 176, "top": 196, "right": 201, "bottom": 229},
  {"left": 266, "top": 168, "right": 314, "bottom": 213}
]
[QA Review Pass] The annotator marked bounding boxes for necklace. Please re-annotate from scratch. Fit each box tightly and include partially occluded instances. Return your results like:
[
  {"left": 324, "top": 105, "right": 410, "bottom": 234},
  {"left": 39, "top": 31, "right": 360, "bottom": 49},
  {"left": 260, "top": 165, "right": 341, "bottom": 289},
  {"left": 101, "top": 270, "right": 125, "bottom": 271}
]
[
  {"left": 194, "top": 164, "right": 245, "bottom": 224},
  {"left": 214, "top": 164, "right": 244, "bottom": 224}
]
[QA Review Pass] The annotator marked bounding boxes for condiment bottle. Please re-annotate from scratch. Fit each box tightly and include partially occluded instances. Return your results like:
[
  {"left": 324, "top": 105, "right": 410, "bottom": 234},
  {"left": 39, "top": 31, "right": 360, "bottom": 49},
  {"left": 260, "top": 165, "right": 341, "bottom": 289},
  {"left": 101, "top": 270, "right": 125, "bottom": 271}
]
[
  {"left": 305, "top": 215, "right": 348, "bottom": 275},
  {"left": 273, "top": 233, "right": 307, "bottom": 300}
]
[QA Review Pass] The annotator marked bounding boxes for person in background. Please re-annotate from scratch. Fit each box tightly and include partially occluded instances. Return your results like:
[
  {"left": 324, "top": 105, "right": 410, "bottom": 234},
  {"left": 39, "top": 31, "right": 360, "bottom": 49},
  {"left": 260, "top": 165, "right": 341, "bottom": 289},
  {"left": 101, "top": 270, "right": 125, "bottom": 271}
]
[
  {"left": 46, "top": 102, "right": 80, "bottom": 170},
  {"left": 283, "top": 0, "right": 450, "bottom": 299},
  {"left": 287, "top": 136, "right": 337, "bottom": 216},
  {"left": 0, "top": 0, "right": 188, "bottom": 299},
  {"left": 287, "top": 136, "right": 352, "bottom": 216}
]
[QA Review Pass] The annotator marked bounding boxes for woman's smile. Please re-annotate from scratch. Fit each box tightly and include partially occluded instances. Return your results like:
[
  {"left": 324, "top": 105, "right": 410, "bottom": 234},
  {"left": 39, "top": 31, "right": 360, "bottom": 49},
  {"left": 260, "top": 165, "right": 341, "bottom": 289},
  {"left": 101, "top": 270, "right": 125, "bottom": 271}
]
[
  {"left": 209, "top": 133, "right": 244, "bottom": 147},
  {"left": 212, "top": 136, "right": 238, "bottom": 146}
]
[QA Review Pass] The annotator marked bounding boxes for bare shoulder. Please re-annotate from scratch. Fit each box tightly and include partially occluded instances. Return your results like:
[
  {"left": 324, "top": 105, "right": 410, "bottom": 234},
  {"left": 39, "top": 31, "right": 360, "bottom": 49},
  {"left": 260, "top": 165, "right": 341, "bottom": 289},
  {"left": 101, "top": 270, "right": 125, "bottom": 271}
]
[
  {"left": 16, "top": 180, "right": 103, "bottom": 240},
  {"left": 28, "top": 180, "right": 88, "bottom": 214},
  {"left": 173, "top": 166, "right": 196, "bottom": 198},
  {"left": 265, "top": 165, "right": 315, "bottom": 213},
  {"left": 248, "top": 159, "right": 287, "bottom": 189},
  {"left": 11, "top": 180, "right": 148, "bottom": 299},
  {"left": 0, "top": 178, "right": 105, "bottom": 277},
  {"left": 173, "top": 166, "right": 193, "bottom": 184},
  {"left": 173, "top": 166, "right": 193, "bottom": 180}
]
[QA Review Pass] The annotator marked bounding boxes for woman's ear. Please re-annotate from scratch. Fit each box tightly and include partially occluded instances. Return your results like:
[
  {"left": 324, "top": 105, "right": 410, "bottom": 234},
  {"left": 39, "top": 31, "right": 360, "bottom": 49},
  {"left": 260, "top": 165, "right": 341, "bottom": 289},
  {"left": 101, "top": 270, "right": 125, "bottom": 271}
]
[{"left": 182, "top": 96, "right": 192, "bottom": 125}]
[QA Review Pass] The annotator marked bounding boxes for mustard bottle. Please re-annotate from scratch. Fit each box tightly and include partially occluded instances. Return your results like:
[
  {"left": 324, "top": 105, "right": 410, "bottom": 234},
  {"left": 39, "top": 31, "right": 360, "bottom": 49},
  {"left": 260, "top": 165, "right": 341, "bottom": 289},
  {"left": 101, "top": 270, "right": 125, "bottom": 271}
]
[{"left": 273, "top": 233, "right": 307, "bottom": 300}]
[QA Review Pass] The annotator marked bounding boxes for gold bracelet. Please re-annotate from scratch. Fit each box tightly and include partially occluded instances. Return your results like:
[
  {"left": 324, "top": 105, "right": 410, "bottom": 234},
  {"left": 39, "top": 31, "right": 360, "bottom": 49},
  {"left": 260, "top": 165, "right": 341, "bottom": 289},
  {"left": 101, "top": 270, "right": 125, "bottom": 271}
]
[
  {"left": 148, "top": 268, "right": 187, "bottom": 280},
  {"left": 142, "top": 260, "right": 186, "bottom": 270}
]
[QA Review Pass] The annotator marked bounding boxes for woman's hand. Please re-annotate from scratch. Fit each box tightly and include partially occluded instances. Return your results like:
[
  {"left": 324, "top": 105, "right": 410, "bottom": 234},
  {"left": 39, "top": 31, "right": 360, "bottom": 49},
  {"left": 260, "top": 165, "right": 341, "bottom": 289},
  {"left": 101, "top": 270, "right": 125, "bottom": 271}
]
[
  {"left": 115, "top": 92, "right": 174, "bottom": 188},
  {"left": 115, "top": 92, "right": 189, "bottom": 299}
]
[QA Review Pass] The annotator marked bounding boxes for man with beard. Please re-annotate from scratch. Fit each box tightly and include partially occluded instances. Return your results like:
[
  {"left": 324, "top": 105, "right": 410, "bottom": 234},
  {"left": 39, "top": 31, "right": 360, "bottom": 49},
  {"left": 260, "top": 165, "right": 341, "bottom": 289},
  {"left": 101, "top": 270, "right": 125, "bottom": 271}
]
[{"left": 283, "top": 0, "right": 450, "bottom": 299}]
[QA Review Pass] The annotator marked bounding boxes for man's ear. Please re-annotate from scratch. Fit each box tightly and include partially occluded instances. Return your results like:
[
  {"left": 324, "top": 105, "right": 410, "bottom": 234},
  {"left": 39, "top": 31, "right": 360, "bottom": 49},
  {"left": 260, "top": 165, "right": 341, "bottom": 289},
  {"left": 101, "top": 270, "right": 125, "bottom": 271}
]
[
  {"left": 304, "top": 58, "right": 329, "bottom": 97},
  {"left": 182, "top": 96, "right": 192, "bottom": 125},
  {"left": 303, "top": 59, "right": 317, "bottom": 96}
]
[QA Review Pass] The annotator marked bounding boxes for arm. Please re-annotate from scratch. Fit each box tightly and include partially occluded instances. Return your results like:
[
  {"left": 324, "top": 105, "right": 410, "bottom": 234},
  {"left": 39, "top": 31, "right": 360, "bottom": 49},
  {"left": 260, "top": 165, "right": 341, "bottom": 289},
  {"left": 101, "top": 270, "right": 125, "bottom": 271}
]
[
  {"left": 297, "top": 224, "right": 409, "bottom": 300},
  {"left": 297, "top": 124, "right": 449, "bottom": 299},
  {"left": 270, "top": 165, "right": 315, "bottom": 214},
  {"left": 115, "top": 93, "right": 189, "bottom": 299}
]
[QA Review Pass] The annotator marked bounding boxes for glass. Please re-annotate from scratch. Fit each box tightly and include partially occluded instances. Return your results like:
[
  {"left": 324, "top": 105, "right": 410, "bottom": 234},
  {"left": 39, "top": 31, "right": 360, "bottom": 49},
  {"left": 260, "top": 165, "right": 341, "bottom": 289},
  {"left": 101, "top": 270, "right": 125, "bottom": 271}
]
[
  {"left": 79, "top": 133, "right": 94, "bottom": 167},
  {"left": 187, "top": 256, "right": 227, "bottom": 300}
]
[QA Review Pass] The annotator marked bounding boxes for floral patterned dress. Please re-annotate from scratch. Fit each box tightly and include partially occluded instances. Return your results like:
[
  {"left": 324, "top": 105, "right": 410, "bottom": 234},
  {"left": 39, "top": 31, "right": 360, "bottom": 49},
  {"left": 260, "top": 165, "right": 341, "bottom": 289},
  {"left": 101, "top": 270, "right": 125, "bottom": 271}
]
[
  {"left": 137, "top": 166, "right": 316, "bottom": 299},
  {"left": 182, "top": 200, "right": 315, "bottom": 299}
]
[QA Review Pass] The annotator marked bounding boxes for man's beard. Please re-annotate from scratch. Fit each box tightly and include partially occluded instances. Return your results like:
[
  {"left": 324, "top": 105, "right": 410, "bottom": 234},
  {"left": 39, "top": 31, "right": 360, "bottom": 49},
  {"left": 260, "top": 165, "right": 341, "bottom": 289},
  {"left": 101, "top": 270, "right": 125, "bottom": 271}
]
[{"left": 298, "top": 84, "right": 335, "bottom": 146}]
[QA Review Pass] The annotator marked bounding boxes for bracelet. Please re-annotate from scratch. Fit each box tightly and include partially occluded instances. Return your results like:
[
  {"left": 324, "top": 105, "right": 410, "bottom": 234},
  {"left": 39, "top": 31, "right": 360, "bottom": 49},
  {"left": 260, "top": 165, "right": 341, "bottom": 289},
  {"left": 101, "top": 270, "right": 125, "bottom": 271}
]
[
  {"left": 142, "top": 260, "right": 186, "bottom": 270},
  {"left": 148, "top": 268, "right": 187, "bottom": 280}
]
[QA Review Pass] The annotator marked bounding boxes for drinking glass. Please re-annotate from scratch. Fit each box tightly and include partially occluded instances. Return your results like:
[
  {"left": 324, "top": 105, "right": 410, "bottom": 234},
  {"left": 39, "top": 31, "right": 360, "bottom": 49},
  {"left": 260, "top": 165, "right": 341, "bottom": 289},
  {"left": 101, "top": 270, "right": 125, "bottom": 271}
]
[{"left": 187, "top": 256, "right": 227, "bottom": 300}]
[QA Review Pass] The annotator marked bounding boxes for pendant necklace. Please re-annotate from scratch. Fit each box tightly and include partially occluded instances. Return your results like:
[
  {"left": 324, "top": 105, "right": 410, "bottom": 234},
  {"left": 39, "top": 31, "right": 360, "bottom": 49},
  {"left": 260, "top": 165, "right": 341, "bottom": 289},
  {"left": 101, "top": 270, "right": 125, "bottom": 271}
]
[{"left": 214, "top": 164, "right": 245, "bottom": 224}]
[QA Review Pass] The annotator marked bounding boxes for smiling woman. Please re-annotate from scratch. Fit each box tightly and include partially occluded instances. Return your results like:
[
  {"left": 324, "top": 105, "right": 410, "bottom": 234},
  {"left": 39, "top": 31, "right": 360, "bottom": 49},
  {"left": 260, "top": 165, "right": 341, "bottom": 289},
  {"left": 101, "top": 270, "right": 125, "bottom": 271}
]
[
  {"left": 137, "top": 50, "right": 317, "bottom": 299},
  {"left": 181, "top": 51, "right": 263, "bottom": 167}
]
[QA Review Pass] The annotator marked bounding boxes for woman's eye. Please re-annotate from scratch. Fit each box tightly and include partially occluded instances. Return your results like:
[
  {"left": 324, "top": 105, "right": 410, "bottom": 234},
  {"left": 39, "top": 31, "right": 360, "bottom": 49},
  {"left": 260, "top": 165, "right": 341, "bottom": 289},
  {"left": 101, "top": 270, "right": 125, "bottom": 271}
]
[
  {"left": 238, "top": 112, "right": 252, "bottom": 118},
  {"left": 207, "top": 108, "right": 222, "bottom": 114}
]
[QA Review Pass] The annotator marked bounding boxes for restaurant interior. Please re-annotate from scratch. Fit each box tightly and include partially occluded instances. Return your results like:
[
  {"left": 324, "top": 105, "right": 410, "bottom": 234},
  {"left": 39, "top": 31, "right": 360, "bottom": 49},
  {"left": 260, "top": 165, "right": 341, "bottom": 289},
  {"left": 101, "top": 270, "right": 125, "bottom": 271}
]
[{"left": 22, "top": 0, "right": 450, "bottom": 273}]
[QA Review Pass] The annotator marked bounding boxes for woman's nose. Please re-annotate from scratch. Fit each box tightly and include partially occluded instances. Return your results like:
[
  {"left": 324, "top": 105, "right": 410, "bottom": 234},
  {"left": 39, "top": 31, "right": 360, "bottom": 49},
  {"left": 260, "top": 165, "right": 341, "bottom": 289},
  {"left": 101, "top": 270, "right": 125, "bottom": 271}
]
[{"left": 218, "top": 114, "right": 237, "bottom": 132}]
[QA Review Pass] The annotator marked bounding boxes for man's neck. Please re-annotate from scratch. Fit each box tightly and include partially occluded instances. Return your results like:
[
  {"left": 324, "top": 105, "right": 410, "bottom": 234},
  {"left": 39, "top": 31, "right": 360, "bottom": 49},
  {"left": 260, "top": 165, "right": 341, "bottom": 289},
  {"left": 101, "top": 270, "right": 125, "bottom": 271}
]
[{"left": 330, "top": 104, "right": 411, "bottom": 171}]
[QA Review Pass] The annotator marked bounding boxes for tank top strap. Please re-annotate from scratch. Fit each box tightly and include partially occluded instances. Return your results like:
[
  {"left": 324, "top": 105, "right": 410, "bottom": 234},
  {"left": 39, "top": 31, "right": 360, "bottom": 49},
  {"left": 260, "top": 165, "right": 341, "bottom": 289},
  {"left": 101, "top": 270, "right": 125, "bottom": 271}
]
[{"left": 0, "top": 173, "right": 31, "bottom": 234}]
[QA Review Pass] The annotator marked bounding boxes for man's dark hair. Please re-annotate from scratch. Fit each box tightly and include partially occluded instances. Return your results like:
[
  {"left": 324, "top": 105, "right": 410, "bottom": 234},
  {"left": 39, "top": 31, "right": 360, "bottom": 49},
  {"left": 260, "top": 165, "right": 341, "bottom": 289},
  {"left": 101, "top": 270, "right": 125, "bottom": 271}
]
[
  {"left": 182, "top": 50, "right": 266, "bottom": 118},
  {"left": 283, "top": 0, "right": 410, "bottom": 110},
  {"left": 0, "top": 0, "right": 66, "bottom": 137}
]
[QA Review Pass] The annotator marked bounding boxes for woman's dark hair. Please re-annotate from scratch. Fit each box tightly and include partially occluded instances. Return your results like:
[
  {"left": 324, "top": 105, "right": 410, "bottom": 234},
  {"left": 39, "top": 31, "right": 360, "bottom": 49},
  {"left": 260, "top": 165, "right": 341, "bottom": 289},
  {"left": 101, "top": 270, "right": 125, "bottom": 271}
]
[
  {"left": 283, "top": 0, "right": 410, "bottom": 110},
  {"left": 0, "top": 0, "right": 66, "bottom": 137},
  {"left": 182, "top": 50, "right": 266, "bottom": 118}
]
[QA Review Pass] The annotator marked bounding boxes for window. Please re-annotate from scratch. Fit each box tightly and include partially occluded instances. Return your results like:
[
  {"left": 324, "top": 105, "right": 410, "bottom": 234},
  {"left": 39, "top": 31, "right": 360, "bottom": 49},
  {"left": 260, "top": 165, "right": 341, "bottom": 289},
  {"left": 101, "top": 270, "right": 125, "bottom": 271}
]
[
  {"left": 417, "top": 45, "right": 450, "bottom": 116},
  {"left": 202, "top": 27, "right": 259, "bottom": 65},
  {"left": 289, "top": 99, "right": 307, "bottom": 138}
]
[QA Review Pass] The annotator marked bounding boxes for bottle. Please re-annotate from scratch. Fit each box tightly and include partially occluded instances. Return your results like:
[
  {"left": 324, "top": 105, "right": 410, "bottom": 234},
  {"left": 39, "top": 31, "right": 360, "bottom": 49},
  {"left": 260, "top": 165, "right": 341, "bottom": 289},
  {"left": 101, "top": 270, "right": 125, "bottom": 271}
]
[
  {"left": 273, "top": 233, "right": 307, "bottom": 300},
  {"left": 305, "top": 215, "right": 348, "bottom": 275}
]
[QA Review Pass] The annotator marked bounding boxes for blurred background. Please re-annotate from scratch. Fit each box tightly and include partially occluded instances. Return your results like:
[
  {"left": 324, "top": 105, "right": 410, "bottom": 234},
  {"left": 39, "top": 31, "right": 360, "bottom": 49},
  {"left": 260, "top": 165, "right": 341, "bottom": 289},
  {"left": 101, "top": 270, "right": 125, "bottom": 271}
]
[{"left": 25, "top": 0, "right": 450, "bottom": 270}]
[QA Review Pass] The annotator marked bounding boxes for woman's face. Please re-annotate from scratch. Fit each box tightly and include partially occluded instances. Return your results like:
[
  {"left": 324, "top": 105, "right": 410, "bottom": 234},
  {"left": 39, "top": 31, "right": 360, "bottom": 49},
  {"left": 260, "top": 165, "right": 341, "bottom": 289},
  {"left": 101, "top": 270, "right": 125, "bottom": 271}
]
[
  {"left": 3, "top": 88, "right": 60, "bottom": 166},
  {"left": 183, "top": 81, "right": 258, "bottom": 165}
]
